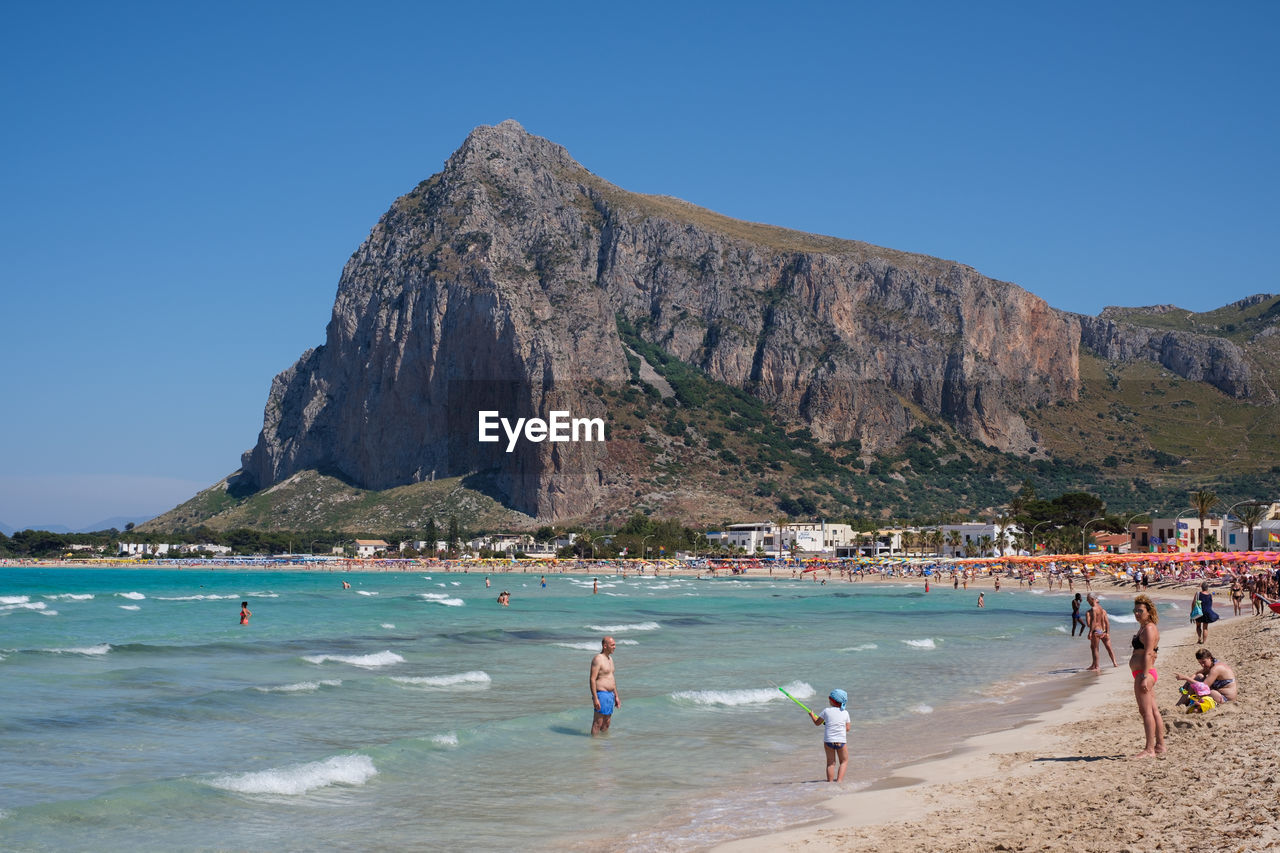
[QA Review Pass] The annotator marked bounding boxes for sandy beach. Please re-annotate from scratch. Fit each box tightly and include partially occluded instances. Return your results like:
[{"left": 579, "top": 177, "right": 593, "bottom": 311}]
[{"left": 718, "top": 595, "right": 1280, "bottom": 853}]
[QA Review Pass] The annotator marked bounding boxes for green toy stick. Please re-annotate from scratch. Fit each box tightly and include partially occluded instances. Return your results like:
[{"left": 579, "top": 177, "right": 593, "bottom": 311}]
[{"left": 774, "top": 683, "right": 816, "bottom": 715}]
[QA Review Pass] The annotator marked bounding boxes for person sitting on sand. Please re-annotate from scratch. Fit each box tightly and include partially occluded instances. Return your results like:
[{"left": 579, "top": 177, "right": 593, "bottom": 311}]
[{"left": 1174, "top": 648, "right": 1237, "bottom": 705}]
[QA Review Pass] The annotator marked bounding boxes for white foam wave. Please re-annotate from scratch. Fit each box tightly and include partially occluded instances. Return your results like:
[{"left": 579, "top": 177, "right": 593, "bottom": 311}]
[
  {"left": 45, "top": 593, "right": 94, "bottom": 601},
  {"left": 257, "top": 679, "right": 342, "bottom": 693},
  {"left": 356, "top": 590, "right": 378, "bottom": 596},
  {"left": 839, "top": 643, "right": 878, "bottom": 652},
  {"left": 47, "top": 643, "right": 112, "bottom": 655},
  {"left": 2, "top": 600, "right": 49, "bottom": 612},
  {"left": 118, "top": 605, "right": 140, "bottom": 611},
  {"left": 431, "top": 732, "right": 459, "bottom": 747},
  {"left": 118, "top": 592, "right": 146, "bottom": 600},
  {"left": 911, "top": 703, "right": 934, "bottom": 714},
  {"left": 208, "top": 754, "right": 376, "bottom": 795},
  {"left": 381, "top": 623, "right": 395, "bottom": 629},
  {"left": 1053, "top": 625, "right": 1069, "bottom": 633},
  {"left": 391, "top": 670, "right": 491, "bottom": 688},
  {"left": 417, "top": 593, "right": 464, "bottom": 606},
  {"left": 585, "top": 622, "right": 660, "bottom": 632},
  {"left": 672, "top": 680, "right": 814, "bottom": 708},
  {"left": 1110, "top": 613, "right": 1137, "bottom": 623},
  {"left": 902, "top": 638, "right": 937, "bottom": 649},
  {"left": 302, "top": 651, "right": 404, "bottom": 668},
  {"left": 39, "top": 609, "right": 59, "bottom": 616},
  {"left": 450, "top": 581, "right": 460, "bottom": 586},
  {"left": 156, "top": 594, "right": 239, "bottom": 601},
  {"left": 603, "top": 592, "right": 627, "bottom": 596},
  {"left": 554, "top": 639, "right": 639, "bottom": 651}
]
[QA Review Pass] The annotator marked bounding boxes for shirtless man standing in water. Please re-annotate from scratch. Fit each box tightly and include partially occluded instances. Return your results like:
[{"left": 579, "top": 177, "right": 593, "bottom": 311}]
[
  {"left": 589, "top": 636, "right": 620, "bottom": 735},
  {"left": 1085, "top": 593, "right": 1118, "bottom": 670}
]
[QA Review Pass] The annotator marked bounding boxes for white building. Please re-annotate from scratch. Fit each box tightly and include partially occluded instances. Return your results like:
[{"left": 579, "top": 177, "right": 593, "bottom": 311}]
[
  {"left": 938, "top": 523, "right": 1020, "bottom": 558},
  {"left": 354, "top": 539, "right": 390, "bottom": 558},
  {"left": 117, "top": 542, "right": 171, "bottom": 556},
  {"left": 717, "top": 522, "right": 854, "bottom": 556}
]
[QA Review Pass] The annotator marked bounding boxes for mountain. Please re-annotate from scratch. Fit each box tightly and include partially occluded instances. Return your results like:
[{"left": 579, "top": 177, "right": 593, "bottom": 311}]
[{"left": 144, "top": 123, "right": 1280, "bottom": 532}]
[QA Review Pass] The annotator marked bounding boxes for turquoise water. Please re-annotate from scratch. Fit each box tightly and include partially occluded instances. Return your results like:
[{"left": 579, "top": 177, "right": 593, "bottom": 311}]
[{"left": 0, "top": 568, "right": 1146, "bottom": 851}]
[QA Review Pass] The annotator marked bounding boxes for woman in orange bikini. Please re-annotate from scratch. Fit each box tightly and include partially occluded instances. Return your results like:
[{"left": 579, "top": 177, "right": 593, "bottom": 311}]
[{"left": 1129, "top": 594, "right": 1164, "bottom": 759}]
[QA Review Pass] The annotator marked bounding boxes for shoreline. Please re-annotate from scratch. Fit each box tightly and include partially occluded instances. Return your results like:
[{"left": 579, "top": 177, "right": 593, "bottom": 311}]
[{"left": 714, "top": 607, "right": 1275, "bottom": 852}]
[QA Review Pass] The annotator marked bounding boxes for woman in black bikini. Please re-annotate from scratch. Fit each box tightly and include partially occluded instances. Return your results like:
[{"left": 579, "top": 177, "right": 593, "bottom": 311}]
[
  {"left": 1129, "top": 594, "right": 1165, "bottom": 759},
  {"left": 1230, "top": 578, "right": 1245, "bottom": 616}
]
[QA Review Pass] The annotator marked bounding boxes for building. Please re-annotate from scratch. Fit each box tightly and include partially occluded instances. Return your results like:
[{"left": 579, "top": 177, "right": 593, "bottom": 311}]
[
  {"left": 937, "top": 523, "right": 1020, "bottom": 558},
  {"left": 117, "top": 542, "right": 171, "bottom": 556},
  {"left": 354, "top": 539, "right": 390, "bottom": 558},
  {"left": 717, "top": 522, "right": 854, "bottom": 556},
  {"left": 1146, "top": 517, "right": 1224, "bottom": 552}
]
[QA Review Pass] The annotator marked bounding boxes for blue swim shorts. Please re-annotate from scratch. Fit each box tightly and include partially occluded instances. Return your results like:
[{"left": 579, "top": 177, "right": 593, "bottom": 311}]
[{"left": 596, "top": 690, "right": 616, "bottom": 715}]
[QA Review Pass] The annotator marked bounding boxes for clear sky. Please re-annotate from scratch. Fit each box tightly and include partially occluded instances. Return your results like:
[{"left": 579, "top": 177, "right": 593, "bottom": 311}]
[{"left": 1, "top": 2, "right": 1275, "bottom": 531}]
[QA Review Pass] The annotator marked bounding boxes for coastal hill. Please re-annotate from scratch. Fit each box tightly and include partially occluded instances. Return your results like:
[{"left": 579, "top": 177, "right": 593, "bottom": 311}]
[{"left": 143, "top": 123, "right": 1279, "bottom": 533}]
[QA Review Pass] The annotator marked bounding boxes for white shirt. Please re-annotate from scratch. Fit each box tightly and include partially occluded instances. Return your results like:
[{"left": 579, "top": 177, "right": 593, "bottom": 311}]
[{"left": 818, "top": 707, "right": 850, "bottom": 744}]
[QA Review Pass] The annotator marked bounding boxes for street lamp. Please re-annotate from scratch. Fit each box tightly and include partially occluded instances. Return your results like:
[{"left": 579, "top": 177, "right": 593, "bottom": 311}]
[
  {"left": 590, "top": 534, "right": 608, "bottom": 561},
  {"left": 1082, "top": 517, "right": 1107, "bottom": 555},
  {"left": 1221, "top": 499, "right": 1262, "bottom": 551},
  {"left": 1123, "top": 510, "right": 1152, "bottom": 553},
  {"left": 1173, "top": 507, "right": 1197, "bottom": 552},
  {"left": 1029, "top": 520, "right": 1052, "bottom": 554},
  {"left": 641, "top": 534, "right": 655, "bottom": 560}
]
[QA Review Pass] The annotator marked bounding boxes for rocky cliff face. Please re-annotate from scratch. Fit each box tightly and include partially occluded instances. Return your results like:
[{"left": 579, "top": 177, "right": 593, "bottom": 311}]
[
  {"left": 1074, "top": 314, "right": 1257, "bottom": 399},
  {"left": 241, "top": 121, "right": 1083, "bottom": 519}
]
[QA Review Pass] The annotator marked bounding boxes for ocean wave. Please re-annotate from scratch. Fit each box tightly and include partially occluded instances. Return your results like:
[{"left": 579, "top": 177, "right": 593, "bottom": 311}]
[
  {"left": 585, "top": 622, "right": 661, "bottom": 632},
  {"left": 671, "top": 680, "right": 814, "bottom": 708},
  {"left": 1109, "top": 613, "right": 1138, "bottom": 623},
  {"left": 0, "top": 595, "right": 31, "bottom": 605},
  {"left": 118, "top": 592, "right": 146, "bottom": 600},
  {"left": 554, "top": 639, "right": 639, "bottom": 651},
  {"left": 1053, "top": 625, "right": 1069, "bottom": 633},
  {"left": 118, "top": 605, "right": 140, "bottom": 611},
  {"left": 902, "top": 638, "right": 937, "bottom": 649},
  {"left": 44, "top": 593, "right": 94, "bottom": 601},
  {"left": 356, "top": 590, "right": 378, "bottom": 596},
  {"left": 155, "top": 594, "right": 239, "bottom": 601},
  {"left": 302, "top": 651, "right": 404, "bottom": 668},
  {"left": 839, "top": 643, "right": 878, "bottom": 652},
  {"left": 910, "top": 703, "right": 934, "bottom": 714},
  {"left": 391, "top": 671, "right": 491, "bottom": 688},
  {"left": 207, "top": 754, "right": 376, "bottom": 795},
  {"left": 2, "top": 600, "right": 50, "bottom": 613},
  {"left": 257, "top": 679, "right": 342, "bottom": 693},
  {"left": 417, "top": 593, "right": 465, "bottom": 606},
  {"left": 46, "top": 643, "right": 112, "bottom": 655},
  {"left": 380, "top": 623, "right": 395, "bottom": 629},
  {"left": 430, "top": 732, "right": 459, "bottom": 747}
]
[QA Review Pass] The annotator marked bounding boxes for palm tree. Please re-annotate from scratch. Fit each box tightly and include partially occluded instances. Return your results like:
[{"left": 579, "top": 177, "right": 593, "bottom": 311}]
[
  {"left": 946, "top": 529, "right": 962, "bottom": 557},
  {"left": 774, "top": 516, "right": 790, "bottom": 561},
  {"left": 1238, "top": 503, "right": 1267, "bottom": 551},
  {"left": 978, "top": 534, "right": 994, "bottom": 558},
  {"left": 994, "top": 515, "right": 1012, "bottom": 556},
  {"left": 929, "top": 528, "right": 943, "bottom": 557},
  {"left": 1190, "top": 489, "right": 1219, "bottom": 552}
]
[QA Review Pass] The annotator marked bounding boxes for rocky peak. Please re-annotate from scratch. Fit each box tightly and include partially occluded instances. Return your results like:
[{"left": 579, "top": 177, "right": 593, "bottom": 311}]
[{"left": 241, "top": 123, "right": 1089, "bottom": 520}]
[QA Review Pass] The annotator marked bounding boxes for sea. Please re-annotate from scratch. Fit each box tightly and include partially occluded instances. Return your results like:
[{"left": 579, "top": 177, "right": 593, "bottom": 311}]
[{"left": 0, "top": 567, "right": 1164, "bottom": 852}]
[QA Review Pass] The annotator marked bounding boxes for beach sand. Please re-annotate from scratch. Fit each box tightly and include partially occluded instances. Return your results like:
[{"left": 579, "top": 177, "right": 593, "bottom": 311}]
[{"left": 717, "top": 602, "right": 1280, "bottom": 853}]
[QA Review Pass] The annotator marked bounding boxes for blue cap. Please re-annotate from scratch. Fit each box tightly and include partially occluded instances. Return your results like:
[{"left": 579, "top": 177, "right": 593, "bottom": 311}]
[{"left": 829, "top": 689, "right": 848, "bottom": 710}]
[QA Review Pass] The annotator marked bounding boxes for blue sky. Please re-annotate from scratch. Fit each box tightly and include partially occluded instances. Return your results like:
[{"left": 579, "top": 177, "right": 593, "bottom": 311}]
[{"left": 1, "top": 2, "right": 1275, "bottom": 531}]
